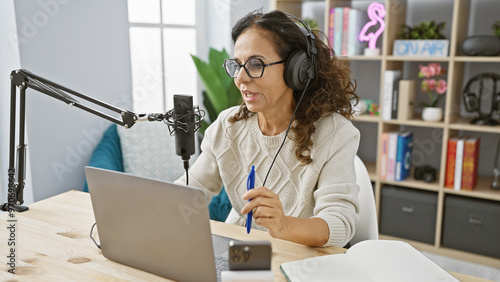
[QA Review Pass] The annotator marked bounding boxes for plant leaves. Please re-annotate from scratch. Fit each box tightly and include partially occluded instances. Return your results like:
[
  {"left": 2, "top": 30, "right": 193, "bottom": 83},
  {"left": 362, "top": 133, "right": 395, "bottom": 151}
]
[
  {"left": 209, "top": 48, "right": 233, "bottom": 92},
  {"left": 191, "top": 54, "right": 228, "bottom": 114},
  {"left": 202, "top": 90, "right": 218, "bottom": 123}
]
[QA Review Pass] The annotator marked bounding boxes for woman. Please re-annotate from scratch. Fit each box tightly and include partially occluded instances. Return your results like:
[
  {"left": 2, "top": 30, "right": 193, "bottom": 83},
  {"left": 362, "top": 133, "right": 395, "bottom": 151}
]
[{"left": 176, "top": 9, "right": 360, "bottom": 248}]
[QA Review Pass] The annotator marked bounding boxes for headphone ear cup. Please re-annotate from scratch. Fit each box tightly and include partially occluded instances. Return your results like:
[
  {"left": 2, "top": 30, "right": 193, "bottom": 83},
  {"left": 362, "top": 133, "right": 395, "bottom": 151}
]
[
  {"left": 284, "top": 50, "right": 310, "bottom": 91},
  {"left": 464, "top": 92, "right": 480, "bottom": 112}
]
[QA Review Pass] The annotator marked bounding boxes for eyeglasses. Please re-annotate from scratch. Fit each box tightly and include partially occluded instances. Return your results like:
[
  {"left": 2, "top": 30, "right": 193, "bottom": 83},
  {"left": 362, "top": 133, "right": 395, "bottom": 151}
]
[{"left": 223, "top": 58, "right": 285, "bottom": 78}]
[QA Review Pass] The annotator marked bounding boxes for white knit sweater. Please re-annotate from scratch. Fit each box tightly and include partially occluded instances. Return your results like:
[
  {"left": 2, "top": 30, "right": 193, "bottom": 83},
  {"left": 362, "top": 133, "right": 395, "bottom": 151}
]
[{"left": 176, "top": 106, "right": 360, "bottom": 247}]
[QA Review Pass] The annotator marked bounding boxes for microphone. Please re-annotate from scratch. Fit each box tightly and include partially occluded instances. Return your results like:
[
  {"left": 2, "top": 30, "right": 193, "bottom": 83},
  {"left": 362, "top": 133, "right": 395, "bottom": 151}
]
[
  {"left": 138, "top": 95, "right": 205, "bottom": 159},
  {"left": 136, "top": 95, "right": 204, "bottom": 184},
  {"left": 172, "top": 95, "right": 196, "bottom": 161}
]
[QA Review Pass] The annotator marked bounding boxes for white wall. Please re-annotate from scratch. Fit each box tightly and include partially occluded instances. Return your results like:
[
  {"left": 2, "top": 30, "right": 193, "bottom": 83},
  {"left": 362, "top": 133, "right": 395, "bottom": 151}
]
[
  {"left": 203, "top": 0, "right": 269, "bottom": 59},
  {"left": 0, "top": 0, "right": 34, "bottom": 206},
  {"left": 12, "top": 0, "right": 133, "bottom": 201}
]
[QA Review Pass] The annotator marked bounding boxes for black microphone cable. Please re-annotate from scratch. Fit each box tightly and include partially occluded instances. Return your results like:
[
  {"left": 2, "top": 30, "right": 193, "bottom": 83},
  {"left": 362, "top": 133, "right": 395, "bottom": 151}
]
[
  {"left": 262, "top": 79, "right": 310, "bottom": 187},
  {"left": 90, "top": 222, "right": 101, "bottom": 249},
  {"left": 184, "top": 159, "right": 190, "bottom": 186}
]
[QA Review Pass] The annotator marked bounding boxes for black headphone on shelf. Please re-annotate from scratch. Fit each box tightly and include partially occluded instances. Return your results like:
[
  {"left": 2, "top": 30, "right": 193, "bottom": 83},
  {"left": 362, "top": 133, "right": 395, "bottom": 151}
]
[
  {"left": 462, "top": 72, "right": 500, "bottom": 125},
  {"left": 283, "top": 13, "right": 317, "bottom": 91}
]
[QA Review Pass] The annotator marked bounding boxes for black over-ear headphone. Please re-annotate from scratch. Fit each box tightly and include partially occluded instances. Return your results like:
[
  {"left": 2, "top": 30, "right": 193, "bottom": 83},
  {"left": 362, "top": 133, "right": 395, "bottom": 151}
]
[
  {"left": 283, "top": 13, "right": 317, "bottom": 91},
  {"left": 462, "top": 72, "right": 500, "bottom": 125}
]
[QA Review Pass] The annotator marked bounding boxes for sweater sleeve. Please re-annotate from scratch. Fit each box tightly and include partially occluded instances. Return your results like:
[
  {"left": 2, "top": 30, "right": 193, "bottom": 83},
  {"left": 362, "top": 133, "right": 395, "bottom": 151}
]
[{"left": 312, "top": 120, "right": 360, "bottom": 247}]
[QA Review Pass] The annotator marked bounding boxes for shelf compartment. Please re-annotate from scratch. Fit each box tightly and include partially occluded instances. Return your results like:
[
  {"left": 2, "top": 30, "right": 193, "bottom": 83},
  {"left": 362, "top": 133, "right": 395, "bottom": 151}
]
[
  {"left": 444, "top": 175, "right": 500, "bottom": 202},
  {"left": 442, "top": 194, "right": 500, "bottom": 259},
  {"left": 380, "top": 178, "right": 440, "bottom": 192},
  {"left": 382, "top": 119, "right": 445, "bottom": 128},
  {"left": 448, "top": 119, "right": 500, "bottom": 133},
  {"left": 380, "top": 185, "right": 438, "bottom": 244},
  {"left": 454, "top": 56, "right": 500, "bottom": 63},
  {"left": 345, "top": 55, "right": 384, "bottom": 61},
  {"left": 387, "top": 56, "right": 451, "bottom": 62}
]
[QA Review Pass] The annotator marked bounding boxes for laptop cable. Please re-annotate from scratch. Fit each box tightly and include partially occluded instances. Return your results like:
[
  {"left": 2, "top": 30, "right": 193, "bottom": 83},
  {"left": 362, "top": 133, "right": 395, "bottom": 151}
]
[{"left": 90, "top": 222, "right": 101, "bottom": 249}]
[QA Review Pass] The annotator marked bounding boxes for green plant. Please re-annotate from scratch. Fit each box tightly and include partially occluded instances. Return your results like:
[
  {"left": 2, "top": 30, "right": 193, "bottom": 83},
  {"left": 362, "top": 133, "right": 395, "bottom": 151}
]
[
  {"left": 492, "top": 20, "right": 500, "bottom": 37},
  {"left": 397, "top": 21, "right": 446, "bottom": 40},
  {"left": 191, "top": 48, "right": 241, "bottom": 133},
  {"left": 302, "top": 18, "right": 319, "bottom": 31}
]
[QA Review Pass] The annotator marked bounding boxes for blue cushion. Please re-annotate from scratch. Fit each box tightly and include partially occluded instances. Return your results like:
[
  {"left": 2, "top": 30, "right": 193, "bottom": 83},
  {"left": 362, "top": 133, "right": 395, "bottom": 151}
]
[
  {"left": 209, "top": 186, "right": 232, "bottom": 222},
  {"left": 83, "top": 124, "right": 123, "bottom": 192}
]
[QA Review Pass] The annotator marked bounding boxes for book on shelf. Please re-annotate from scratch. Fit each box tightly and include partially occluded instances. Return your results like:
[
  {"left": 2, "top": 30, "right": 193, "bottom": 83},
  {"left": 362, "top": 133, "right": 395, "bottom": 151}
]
[
  {"left": 444, "top": 137, "right": 458, "bottom": 189},
  {"left": 328, "top": 8, "right": 334, "bottom": 50},
  {"left": 328, "top": 7, "right": 366, "bottom": 56},
  {"left": 333, "top": 7, "right": 343, "bottom": 55},
  {"left": 395, "top": 131, "right": 413, "bottom": 181},
  {"left": 280, "top": 240, "right": 459, "bottom": 282},
  {"left": 347, "top": 8, "right": 366, "bottom": 56},
  {"left": 386, "top": 131, "right": 399, "bottom": 181},
  {"left": 379, "top": 132, "right": 390, "bottom": 180},
  {"left": 397, "top": 80, "right": 416, "bottom": 121},
  {"left": 453, "top": 137, "right": 466, "bottom": 191},
  {"left": 390, "top": 77, "right": 401, "bottom": 120},
  {"left": 382, "top": 70, "right": 402, "bottom": 121},
  {"left": 341, "top": 7, "right": 350, "bottom": 56},
  {"left": 461, "top": 137, "right": 480, "bottom": 191}
]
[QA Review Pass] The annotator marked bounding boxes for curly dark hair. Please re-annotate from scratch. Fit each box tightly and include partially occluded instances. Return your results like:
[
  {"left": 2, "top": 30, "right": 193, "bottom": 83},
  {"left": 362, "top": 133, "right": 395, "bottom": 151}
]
[{"left": 229, "top": 9, "right": 358, "bottom": 165}]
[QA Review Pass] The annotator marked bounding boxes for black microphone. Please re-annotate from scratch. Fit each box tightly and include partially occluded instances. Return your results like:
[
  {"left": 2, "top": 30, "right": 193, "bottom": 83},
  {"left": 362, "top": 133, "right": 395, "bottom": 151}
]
[
  {"left": 137, "top": 95, "right": 204, "bottom": 185},
  {"left": 172, "top": 94, "right": 196, "bottom": 161},
  {"left": 141, "top": 95, "right": 204, "bottom": 161}
]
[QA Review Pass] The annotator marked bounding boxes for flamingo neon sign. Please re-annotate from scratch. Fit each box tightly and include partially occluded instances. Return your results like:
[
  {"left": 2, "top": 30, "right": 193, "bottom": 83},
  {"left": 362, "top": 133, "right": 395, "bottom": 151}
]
[{"left": 359, "top": 2, "right": 386, "bottom": 56}]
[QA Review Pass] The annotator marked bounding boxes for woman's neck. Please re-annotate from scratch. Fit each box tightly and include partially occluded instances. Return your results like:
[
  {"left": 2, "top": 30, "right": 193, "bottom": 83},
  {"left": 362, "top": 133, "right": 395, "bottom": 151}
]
[{"left": 257, "top": 111, "right": 293, "bottom": 136}]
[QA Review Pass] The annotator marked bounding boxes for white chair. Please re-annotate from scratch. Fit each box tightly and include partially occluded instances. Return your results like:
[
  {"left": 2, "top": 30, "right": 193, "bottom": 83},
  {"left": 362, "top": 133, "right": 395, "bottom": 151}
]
[{"left": 350, "top": 155, "right": 379, "bottom": 245}]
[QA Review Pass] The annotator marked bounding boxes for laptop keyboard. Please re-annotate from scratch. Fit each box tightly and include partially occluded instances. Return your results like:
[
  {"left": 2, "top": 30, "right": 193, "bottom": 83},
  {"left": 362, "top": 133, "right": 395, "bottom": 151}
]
[{"left": 215, "top": 255, "right": 229, "bottom": 281}]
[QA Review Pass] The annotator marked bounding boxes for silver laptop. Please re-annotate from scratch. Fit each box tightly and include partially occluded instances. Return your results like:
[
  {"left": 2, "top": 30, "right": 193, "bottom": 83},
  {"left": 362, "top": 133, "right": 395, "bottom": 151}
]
[{"left": 85, "top": 166, "right": 233, "bottom": 282}]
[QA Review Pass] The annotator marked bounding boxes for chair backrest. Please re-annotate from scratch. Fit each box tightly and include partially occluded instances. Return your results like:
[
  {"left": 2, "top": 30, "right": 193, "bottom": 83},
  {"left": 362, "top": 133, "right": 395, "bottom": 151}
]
[{"left": 350, "top": 155, "right": 379, "bottom": 245}]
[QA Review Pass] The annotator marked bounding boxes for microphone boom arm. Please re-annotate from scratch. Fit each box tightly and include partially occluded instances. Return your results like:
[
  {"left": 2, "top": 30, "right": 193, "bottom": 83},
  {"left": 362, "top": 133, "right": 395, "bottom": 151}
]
[{"left": 1, "top": 69, "right": 142, "bottom": 212}]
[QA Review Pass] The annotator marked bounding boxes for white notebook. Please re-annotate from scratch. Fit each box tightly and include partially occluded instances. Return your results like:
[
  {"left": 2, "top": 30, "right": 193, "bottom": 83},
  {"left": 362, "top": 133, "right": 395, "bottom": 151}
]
[{"left": 280, "top": 240, "right": 458, "bottom": 282}]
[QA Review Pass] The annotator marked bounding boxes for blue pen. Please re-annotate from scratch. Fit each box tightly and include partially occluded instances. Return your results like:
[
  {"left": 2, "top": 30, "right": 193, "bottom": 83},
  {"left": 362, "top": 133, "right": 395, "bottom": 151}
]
[{"left": 246, "top": 165, "right": 255, "bottom": 234}]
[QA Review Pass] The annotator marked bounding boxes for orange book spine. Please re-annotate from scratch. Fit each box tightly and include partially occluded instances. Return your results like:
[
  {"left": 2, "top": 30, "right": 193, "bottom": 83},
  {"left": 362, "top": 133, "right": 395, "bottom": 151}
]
[
  {"left": 461, "top": 138, "right": 480, "bottom": 191},
  {"left": 444, "top": 138, "right": 457, "bottom": 188}
]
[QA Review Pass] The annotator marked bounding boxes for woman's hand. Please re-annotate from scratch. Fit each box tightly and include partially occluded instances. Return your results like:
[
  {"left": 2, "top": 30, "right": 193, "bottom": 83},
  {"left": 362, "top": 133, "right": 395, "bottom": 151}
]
[
  {"left": 241, "top": 186, "right": 330, "bottom": 247},
  {"left": 240, "top": 187, "right": 289, "bottom": 238}
]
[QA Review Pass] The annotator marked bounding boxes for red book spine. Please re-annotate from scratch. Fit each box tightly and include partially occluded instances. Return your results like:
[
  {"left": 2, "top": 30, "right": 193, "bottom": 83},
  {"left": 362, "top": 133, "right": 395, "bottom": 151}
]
[
  {"left": 461, "top": 138, "right": 480, "bottom": 191},
  {"left": 444, "top": 138, "right": 457, "bottom": 188}
]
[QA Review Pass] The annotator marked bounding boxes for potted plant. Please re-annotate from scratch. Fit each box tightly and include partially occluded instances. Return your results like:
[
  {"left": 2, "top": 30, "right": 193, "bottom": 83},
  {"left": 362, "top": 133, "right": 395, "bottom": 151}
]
[
  {"left": 393, "top": 21, "right": 449, "bottom": 57},
  {"left": 191, "top": 48, "right": 241, "bottom": 134},
  {"left": 418, "top": 62, "right": 447, "bottom": 121}
]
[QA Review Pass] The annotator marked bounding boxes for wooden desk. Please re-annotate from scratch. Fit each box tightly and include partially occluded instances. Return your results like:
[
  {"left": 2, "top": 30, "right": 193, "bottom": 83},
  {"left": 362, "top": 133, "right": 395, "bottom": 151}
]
[{"left": 0, "top": 191, "right": 489, "bottom": 281}]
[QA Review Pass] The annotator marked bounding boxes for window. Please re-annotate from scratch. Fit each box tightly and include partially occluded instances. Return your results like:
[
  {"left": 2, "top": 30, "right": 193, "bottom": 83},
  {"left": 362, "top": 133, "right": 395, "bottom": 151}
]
[{"left": 127, "top": 0, "right": 197, "bottom": 113}]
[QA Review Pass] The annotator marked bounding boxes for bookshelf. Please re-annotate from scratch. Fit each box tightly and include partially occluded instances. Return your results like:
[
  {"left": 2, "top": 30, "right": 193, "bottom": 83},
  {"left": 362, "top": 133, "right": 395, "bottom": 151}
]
[{"left": 270, "top": 0, "right": 500, "bottom": 268}]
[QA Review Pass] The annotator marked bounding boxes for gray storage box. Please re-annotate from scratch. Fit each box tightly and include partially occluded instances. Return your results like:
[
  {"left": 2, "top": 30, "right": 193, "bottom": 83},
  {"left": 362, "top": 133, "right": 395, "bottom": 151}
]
[
  {"left": 380, "top": 185, "right": 438, "bottom": 244},
  {"left": 442, "top": 195, "right": 500, "bottom": 258}
]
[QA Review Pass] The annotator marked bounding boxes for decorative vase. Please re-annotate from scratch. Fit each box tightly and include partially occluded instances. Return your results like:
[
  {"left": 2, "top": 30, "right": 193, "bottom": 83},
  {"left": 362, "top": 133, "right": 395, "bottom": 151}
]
[{"left": 422, "top": 107, "right": 443, "bottom": 122}]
